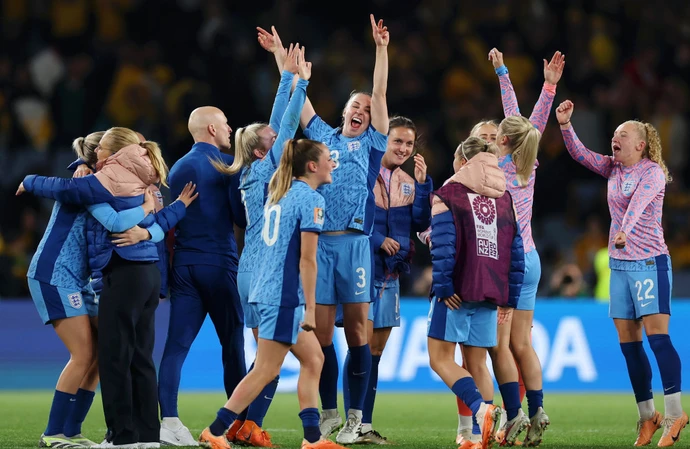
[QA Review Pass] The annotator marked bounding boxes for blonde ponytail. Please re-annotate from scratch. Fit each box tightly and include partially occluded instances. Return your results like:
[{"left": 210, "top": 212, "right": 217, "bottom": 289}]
[
  {"left": 72, "top": 131, "right": 105, "bottom": 166},
  {"left": 498, "top": 116, "right": 541, "bottom": 187},
  {"left": 268, "top": 140, "right": 296, "bottom": 205},
  {"left": 212, "top": 123, "right": 268, "bottom": 176},
  {"left": 629, "top": 121, "right": 672, "bottom": 183},
  {"left": 140, "top": 141, "right": 169, "bottom": 187}
]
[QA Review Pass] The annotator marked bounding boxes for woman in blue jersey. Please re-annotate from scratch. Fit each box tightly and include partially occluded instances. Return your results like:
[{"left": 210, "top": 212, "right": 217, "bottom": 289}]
[
  {"left": 19, "top": 127, "right": 193, "bottom": 448},
  {"left": 19, "top": 130, "right": 175, "bottom": 448},
  {"left": 258, "top": 16, "right": 391, "bottom": 443},
  {"left": 209, "top": 44, "right": 311, "bottom": 447},
  {"left": 339, "top": 116, "right": 432, "bottom": 443},
  {"left": 199, "top": 138, "right": 346, "bottom": 449}
]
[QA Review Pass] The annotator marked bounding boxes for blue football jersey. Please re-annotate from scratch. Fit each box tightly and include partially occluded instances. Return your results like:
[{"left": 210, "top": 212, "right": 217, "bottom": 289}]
[
  {"left": 238, "top": 156, "right": 275, "bottom": 273},
  {"left": 248, "top": 180, "right": 325, "bottom": 307},
  {"left": 304, "top": 116, "right": 387, "bottom": 233}
]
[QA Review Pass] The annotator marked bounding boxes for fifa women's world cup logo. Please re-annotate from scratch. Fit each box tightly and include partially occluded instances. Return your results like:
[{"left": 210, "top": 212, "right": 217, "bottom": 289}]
[{"left": 468, "top": 194, "right": 498, "bottom": 260}]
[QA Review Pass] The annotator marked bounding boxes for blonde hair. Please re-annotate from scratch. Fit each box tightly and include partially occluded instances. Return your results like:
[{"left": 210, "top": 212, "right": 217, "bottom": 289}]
[
  {"left": 626, "top": 120, "right": 672, "bottom": 183},
  {"left": 498, "top": 116, "right": 541, "bottom": 187},
  {"left": 470, "top": 120, "right": 499, "bottom": 138},
  {"left": 268, "top": 139, "right": 324, "bottom": 205},
  {"left": 101, "top": 127, "right": 169, "bottom": 187},
  {"left": 72, "top": 131, "right": 105, "bottom": 166},
  {"left": 211, "top": 122, "right": 268, "bottom": 175},
  {"left": 455, "top": 136, "right": 499, "bottom": 162}
]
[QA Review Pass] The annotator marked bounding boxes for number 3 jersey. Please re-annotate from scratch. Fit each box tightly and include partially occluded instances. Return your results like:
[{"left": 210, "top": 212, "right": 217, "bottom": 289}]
[
  {"left": 303, "top": 115, "right": 387, "bottom": 233},
  {"left": 249, "top": 180, "right": 325, "bottom": 307}
]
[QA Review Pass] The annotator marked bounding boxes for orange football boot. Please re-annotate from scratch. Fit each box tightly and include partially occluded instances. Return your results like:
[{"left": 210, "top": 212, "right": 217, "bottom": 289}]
[
  {"left": 225, "top": 419, "right": 244, "bottom": 443},
  {"left": 199, "top": 427, "right": 232, "bottom": 449},
  {"left": 634, "top": 411, "right": 662, "bottom": 447},
  {"left": 236, "top": 420, "right": 277, "bottom": 447},
  {"left": 657, "top": 412, "right": 688, "bottom": 447}
]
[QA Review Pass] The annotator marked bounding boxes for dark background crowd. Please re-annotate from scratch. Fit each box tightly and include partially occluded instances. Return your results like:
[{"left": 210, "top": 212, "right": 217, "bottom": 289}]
[{"left": 1, "top": 0, "right": 689, "bottom": 299}]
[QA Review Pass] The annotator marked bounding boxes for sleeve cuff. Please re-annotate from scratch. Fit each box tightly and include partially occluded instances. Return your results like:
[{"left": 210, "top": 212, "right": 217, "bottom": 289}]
[
  {"left": 543, "top": 82, "right": 557, "bottom": 94},
  {"left": 434, "top": 284, "right": 455, "bottom": 298},
  {"left": 495, "top": 65, "right": 509, "bottom": 76}
]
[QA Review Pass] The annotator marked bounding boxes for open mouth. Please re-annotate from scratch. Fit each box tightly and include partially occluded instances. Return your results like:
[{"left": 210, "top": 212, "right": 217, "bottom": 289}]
[
  {"left": 351, "top": 117, "right": 362, "bottom": 130},
  {"left": 612, "top": 143, "right": 621, "bottom": 154}
]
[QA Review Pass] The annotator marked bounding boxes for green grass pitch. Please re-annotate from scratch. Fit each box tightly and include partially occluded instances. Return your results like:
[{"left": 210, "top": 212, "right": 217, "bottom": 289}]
[{"left": 1, "top": 392, "right": 688, "bottom": 448}]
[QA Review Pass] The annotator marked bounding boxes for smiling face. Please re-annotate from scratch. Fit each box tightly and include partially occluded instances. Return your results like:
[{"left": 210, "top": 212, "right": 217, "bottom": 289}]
[
  {"left": 612, "top": 121, "right": 645, "bottom": 166},
  {"left": 382, "top": 126, "right": 416, "bottom": 168},
  {"left": 342, "top": 93, "right": 372, "bottom": 138},
  {"left": 472, "top": 123, "right": 498, "bottom": 143}
]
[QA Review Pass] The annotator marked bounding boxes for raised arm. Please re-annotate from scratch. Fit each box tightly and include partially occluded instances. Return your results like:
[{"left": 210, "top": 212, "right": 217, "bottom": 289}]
[
  {"left": 529, "top": 51, "right": 565, "bottom": 133},
  {"left": 257, "top": 26, "right": 288, "bottom": 73},
  {"left": 490, "top": 48, "right": 521, "bottom": 118},
  {"left": 370, "top": 14, "right": 389, "bottom": 135},
  {"left": 257, "top": 25, "right": 316, "bottom": 130},
  {"left": 557, "top": 100, "right": 614, "bottom": 178},
  {"left": 269, "top": 47, "right": 311, "bottom": 166}
]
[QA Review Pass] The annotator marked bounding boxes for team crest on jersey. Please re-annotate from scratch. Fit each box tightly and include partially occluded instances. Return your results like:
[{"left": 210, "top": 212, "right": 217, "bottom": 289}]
[
  {"left": 67, "top": 292, "right": 83, "bottom": 309},
  {"left": 314, "top": 207, "right": 324, "bottom": 225},
  {"left": 402, "top": 183, "right": 413, "bottom": 196},
  {"left": 347, "top": 141, "right": 361, "bottom": 152},
  {"left": 621, "top": 179, "right": 636, "bottom": 196},
  {"left": 154, "top": 189, "right": 164, "bottom": 206},
  {"left": 468, "top": 193, "right": 498, "bottom": 260}
]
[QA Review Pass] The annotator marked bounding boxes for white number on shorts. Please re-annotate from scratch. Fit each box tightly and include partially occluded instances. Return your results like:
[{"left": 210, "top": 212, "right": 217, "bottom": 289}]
[
  {"left": 261, "top": 204, "right": 282, "bottom": 246},
  {"left": 635, "top": 279, "right": 655, "bottom": 301},
  {"left": 330, "top": 150, "right": 340, "bottom": 170},
  {"left": 240, "top": 190, "right": 250, "bottom": 227},
  {"left": 355, "top": 267, "right": 366, "bottom": 288}
]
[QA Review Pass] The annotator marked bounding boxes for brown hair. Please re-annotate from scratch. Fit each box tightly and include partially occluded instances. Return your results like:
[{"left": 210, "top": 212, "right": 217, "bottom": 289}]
[{"left": 268, "top": 139, "right": 325, "bottom": 204}]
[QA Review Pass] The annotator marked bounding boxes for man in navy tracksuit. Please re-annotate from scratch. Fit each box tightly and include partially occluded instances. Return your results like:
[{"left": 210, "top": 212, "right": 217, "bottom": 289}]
[{"left": 158, "top": 106, "right": 247, "bottom": 446}]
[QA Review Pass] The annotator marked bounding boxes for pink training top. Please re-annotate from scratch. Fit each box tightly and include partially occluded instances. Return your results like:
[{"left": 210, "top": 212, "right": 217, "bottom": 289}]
[
  {"left": 562, "top": 126, "right": 669, "bottom": 260},
  {"left": 498, "top": 73, "right": 556, "bottom": 254}
]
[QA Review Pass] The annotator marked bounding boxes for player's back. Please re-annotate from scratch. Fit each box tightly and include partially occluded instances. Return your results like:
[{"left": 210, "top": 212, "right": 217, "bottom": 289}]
[
  {"left": 238, "top": 158, "right": 276, "bottom": 273},
  {"left": 168, "top": 142, "right": 241, "bottom": 269},
  {"left": 249, "top": 180, "right": 324, "bottom": 308}
]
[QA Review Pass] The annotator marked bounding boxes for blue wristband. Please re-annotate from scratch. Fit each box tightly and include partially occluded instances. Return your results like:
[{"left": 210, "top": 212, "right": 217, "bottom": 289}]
[{"left": 495, "top": 65, "right": 508, "bottom": 76}]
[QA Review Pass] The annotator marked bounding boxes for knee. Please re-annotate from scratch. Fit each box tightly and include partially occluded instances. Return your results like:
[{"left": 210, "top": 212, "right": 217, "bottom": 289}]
[
  {"left": 429, "top": 352, "right": 448, "bottom": 375},
  {"left": 344, "top": 324, "right": 367, "bottom": 347},
  {"left": 509, "top": 338, "right": 530, "bottom": 357},
  {"left": 305, "top": 351, "right": 325, "bottom": 375}
]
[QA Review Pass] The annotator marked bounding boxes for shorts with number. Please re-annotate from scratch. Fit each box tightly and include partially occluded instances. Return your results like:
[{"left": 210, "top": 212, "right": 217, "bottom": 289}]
[
  {"left": 516, "top": 249, "right": 541, "bottom": 311},
  {"left": 28, "top": 278, "right": 98, "bottom": 325},
  {"left": 368, "top": 278, "right": 401, "bottom": 328},
  {"left": 427, "top": 298, "right": 497, "bottom": 347},
  {"left": 238, "top": 271, "right": 260, "bottom": 329},
  {"left": 316, "top": 233, "right": 371, "bottom": 305},
  {"left": 256, "top": 303, "right": 304, "bottom": 345},
  {"left": 609, "top": 255, "right": 672, "bottom": 320}
]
